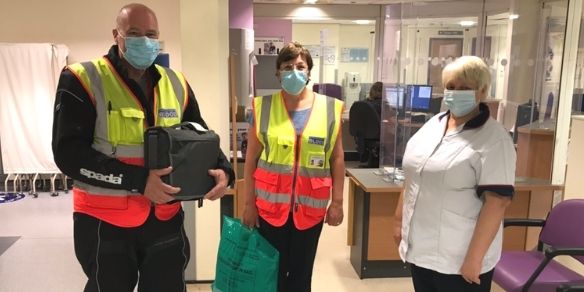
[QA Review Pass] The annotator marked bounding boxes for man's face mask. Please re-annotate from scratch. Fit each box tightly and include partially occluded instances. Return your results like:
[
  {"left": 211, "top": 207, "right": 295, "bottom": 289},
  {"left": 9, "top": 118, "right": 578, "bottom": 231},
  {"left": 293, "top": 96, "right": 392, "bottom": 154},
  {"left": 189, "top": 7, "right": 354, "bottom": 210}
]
[
  {"left": 280, "top": 69, "right": 308, "bottom": 96},
  {"left": 119, "top": 31, "right": 160, "bottom": 70}
]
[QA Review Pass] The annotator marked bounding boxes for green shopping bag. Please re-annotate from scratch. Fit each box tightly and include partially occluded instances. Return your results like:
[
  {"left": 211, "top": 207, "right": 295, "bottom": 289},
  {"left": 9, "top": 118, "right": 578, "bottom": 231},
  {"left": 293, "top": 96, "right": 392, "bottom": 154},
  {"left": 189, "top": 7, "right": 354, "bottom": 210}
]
[{"left": 212, "top": 216, "right": 279, "bottom": 292}]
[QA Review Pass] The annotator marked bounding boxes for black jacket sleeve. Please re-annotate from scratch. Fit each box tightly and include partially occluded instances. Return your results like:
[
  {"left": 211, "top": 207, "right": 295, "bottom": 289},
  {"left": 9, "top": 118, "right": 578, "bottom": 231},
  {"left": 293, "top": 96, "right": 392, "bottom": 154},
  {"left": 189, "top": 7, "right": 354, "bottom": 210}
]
[
  {"left": 182, "top": 83, "right": 235, "bottom": 187},
  {"left": 51, "top": 68, "right": 149, "bottom": 193}
]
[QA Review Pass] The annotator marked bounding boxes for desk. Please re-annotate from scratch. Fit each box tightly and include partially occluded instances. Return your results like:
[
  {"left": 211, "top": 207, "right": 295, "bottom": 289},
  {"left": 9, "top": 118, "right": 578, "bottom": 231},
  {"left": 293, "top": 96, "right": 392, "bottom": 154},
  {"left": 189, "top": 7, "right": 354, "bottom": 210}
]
[
  {"left": 516, "top": 120, "right": 555, "bottom": 179},
  {"left": 346, "top": 168, "right": 563, "bottom": 279}
]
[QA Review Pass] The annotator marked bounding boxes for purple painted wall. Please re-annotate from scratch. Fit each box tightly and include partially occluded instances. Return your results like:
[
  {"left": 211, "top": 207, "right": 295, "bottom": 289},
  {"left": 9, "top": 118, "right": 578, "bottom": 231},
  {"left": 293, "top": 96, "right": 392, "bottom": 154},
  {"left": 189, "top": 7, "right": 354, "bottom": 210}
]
[
  {"left": 229, "top": 0, "right": 253, "bottom": 29},
  {"left": 254, "top": 18, "right": 293, "bottom": 43}
]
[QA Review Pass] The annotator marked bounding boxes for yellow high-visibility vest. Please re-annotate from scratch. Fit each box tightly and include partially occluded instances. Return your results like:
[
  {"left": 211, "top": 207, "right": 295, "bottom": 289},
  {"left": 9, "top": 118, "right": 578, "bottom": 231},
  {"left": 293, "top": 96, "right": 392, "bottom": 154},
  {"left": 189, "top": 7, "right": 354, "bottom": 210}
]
[
  {"left": 253, "top": 91, "right": 343, "bottom": 230},
  {"left": 68, "top": 57, "right": 188, "bottom": 227}
]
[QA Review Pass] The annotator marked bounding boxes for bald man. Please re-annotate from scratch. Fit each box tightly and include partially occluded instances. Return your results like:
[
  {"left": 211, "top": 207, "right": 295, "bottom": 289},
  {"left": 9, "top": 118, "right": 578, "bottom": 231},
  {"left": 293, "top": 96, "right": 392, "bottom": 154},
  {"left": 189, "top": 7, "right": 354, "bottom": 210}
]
[{"left": 52, "top": 3, "right": 234, "bottom": 292}]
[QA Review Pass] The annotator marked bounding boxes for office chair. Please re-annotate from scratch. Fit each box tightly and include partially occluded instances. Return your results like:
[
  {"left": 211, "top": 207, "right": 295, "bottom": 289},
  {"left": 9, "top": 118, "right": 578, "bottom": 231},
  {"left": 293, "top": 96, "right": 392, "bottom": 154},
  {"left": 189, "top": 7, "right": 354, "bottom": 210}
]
[
  {"left": 349, "top": 101, "right": 380, "bottom": 168},
  {"left": 493, "top": 199, "right": 584, "bottom": 292},
  {"left": 513, "top": 101, "right": 539, "bottom": 144},
  {"left": 313, "top": 83, "right": 343, "bottom": 101}
]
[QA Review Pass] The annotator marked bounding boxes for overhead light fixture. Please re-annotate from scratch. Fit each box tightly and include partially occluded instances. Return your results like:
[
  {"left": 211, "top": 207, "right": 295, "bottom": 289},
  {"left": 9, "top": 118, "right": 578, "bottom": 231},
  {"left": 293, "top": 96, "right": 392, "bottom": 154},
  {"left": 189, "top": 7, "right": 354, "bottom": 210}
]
[
  {"left": 304, "top": 0, "right": 317, "bottom": 4},
  {"left": 509, "top": 14, "right": 519, "bottom": 20},
  {"left": 459, "top": 20, "right": 475, "bottom": 27},
  {"left": 353, "top": 20, "right": 371, "bottom": 25}
]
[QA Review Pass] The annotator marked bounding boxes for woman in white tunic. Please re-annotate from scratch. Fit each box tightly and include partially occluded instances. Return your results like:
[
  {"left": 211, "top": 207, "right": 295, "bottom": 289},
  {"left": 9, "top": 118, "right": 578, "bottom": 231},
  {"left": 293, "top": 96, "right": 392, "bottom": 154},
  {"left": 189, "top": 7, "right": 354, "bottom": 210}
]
[{"left": 394, "top": 56, "right": 516, "bottom": 292}]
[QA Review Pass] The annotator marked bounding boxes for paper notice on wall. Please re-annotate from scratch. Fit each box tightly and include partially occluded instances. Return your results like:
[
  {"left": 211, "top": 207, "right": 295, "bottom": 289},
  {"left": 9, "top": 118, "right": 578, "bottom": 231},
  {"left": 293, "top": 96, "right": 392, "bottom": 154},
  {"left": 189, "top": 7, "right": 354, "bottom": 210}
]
[
  {"left": 254, "top": 37, "right": 284, "bottom": 55},
  {"left": 306, "top": 45, "right": 336, "bottom": 65}
]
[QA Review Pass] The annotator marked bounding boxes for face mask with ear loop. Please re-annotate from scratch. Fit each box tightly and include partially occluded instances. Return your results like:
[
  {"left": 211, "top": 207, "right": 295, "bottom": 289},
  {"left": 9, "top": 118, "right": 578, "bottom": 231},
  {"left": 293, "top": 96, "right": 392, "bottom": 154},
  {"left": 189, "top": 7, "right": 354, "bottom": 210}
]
[
  {"left": 118, "top": 31, "right": 160, "bottom": 70},
  {"left": 443, "top": 89, "right": 478, "bottom": 117},
  {"left": 280, "top": 70, "right": 308, "bottom": 96}
]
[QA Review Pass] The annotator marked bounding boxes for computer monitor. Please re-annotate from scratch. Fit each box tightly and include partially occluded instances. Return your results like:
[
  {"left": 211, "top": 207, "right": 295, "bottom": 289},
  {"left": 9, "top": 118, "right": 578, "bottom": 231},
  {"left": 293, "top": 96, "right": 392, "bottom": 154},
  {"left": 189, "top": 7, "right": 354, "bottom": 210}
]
[
  {"left": 429, "top": 96, "right": 444, "bottom": 114},
  {"left": 385, "top": 86, "right": 405, "bottom": 109},
  {"left": 406, "top": 85, "right": 433, "bottom": 112}
]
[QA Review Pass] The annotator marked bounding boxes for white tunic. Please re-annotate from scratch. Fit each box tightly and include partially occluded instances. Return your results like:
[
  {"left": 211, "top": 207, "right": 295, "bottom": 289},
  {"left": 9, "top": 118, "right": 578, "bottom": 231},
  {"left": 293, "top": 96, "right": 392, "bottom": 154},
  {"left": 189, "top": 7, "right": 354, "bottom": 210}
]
[{"left": 399, "top": 105, "right": 516, "bottom": 275}]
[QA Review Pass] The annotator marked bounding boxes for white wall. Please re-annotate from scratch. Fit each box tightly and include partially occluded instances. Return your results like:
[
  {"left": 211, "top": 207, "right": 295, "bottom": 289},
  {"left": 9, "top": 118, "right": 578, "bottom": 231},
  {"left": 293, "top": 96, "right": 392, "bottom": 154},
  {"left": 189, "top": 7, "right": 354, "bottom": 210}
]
[
  {"left": 180, "top": 0, "right": 230, "bottom": 281},
  {"left": 293, "top": 23, "right": 376, "bottom": 85},
  {"left": 339, "top": 24, "right": 377, "bottom": 83},
  {"left": 0, "top": 0, "right": 182, "bottom": 68}
]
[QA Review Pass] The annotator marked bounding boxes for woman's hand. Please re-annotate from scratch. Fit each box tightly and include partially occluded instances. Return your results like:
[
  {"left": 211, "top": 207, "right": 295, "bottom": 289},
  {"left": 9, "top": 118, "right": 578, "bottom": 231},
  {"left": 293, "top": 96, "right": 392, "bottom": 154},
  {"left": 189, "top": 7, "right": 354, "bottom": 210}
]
[
  {"left": 242, "top": 202, "right": 259, "bottom": 228},
  {"left": 393, "top": 218, "right": 402, "bottom": 246},
  {"left": 460, "top": 257, "right": 482, "bottom": 285},
  {"left": 325, "top": 201, "right": 343, "bottom": 226}
]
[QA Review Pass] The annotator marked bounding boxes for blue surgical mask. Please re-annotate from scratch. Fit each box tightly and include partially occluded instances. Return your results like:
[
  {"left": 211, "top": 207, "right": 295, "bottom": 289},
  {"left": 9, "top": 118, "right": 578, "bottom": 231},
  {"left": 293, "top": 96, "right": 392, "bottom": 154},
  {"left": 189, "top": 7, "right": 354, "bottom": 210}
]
[
  {"left": 443, "top": 89, "right": 478, "bottom": 117},
  {"left": 122, "top": 36, "right": 160, "bottom": 70},
  {"left": 281, "top": 70, "right": 308, "bottom": 96}
]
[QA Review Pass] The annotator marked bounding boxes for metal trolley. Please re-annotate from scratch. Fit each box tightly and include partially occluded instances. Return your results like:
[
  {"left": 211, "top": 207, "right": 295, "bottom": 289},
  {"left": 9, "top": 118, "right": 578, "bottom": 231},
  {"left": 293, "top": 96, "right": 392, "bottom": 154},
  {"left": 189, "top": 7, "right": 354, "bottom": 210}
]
[{"left": 2, "top": 173, "right": 68, "bottom": 198}]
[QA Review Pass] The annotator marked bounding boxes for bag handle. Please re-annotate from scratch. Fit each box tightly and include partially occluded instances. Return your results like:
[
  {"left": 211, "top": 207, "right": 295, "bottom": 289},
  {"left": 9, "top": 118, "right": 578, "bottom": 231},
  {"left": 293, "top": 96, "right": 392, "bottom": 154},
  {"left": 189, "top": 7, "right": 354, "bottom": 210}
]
[{"left": 171, "top": 122, "right": 209, "bottom": 133}]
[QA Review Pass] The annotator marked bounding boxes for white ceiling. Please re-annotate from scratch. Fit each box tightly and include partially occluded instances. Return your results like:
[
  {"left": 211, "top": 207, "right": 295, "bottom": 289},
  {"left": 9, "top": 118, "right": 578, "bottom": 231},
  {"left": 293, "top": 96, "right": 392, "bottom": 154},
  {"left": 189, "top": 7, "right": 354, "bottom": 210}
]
[{"left": 253, "top": 0, "right": 455, "bottom": 4}]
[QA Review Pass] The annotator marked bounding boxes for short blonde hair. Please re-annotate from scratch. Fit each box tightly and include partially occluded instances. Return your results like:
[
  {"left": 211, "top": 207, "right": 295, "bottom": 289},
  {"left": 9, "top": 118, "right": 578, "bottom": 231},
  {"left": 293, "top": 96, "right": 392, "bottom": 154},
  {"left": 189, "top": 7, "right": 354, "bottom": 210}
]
[{"left": 442, "top": 56, "right": 491, "bottom": 92}]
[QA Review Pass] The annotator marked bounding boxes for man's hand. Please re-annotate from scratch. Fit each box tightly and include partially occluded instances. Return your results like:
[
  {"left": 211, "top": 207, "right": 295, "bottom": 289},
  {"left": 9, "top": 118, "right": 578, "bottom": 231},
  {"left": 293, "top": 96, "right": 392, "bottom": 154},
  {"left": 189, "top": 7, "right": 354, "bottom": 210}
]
[
  {"left": 325, "top": 201, "right": 343, "bottom": 227},
  {"left": 204, "top": 169, "right": 228, "bottom": 201},
  {"left": 143, "top": 167, "right": 180, "bottom": 204}
]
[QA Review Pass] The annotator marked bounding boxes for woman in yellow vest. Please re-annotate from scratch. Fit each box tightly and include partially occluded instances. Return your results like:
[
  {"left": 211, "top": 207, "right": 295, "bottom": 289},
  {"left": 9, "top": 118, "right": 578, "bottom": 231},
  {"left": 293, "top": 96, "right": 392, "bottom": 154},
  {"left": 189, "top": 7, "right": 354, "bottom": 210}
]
[{"left": 242, "top": 42, "right": 345, "bottom": 292}]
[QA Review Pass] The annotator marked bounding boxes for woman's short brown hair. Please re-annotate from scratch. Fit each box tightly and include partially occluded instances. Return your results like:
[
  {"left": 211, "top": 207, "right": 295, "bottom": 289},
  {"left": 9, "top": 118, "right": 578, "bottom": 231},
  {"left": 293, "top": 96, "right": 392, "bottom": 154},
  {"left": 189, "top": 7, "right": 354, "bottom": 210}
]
[{"left": 276, "top": 42, "right": 313, "bottom": 72}]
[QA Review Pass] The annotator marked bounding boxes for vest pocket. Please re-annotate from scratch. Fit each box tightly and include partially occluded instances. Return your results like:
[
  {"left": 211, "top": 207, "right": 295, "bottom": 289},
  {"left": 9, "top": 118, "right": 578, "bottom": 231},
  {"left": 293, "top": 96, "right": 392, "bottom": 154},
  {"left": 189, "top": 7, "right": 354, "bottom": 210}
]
[
  {"left": 108, "top": 108, "right": 145, "bottom": 145},
  {"left": 272, "top": 136, "right": 294, "bottom": 163},
  {"left": 253, "top": 170, "right": 281, "bottom": 213},
  {"left": 310, "top": 176, "right": 332, "bottom": 198},
  {"left": 302, "top": 204, "right": 327, "bottom": 219}
]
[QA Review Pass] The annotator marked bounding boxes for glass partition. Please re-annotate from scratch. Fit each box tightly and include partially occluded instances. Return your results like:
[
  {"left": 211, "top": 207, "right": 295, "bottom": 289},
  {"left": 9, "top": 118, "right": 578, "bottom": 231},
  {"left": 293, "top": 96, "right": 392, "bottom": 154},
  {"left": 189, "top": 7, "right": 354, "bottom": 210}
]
[
  {"left": 378, "top": 0, "right": 569, "bottom": 183},
  {"left": 379, "top": 0, "right": 485, "bottom": 178}
]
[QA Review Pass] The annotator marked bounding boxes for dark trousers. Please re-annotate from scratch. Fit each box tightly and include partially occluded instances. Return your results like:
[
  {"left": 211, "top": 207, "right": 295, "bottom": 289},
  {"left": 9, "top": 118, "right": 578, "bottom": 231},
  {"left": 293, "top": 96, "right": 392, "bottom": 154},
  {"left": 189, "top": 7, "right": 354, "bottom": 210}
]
[
  {"left": 410, "top": 264, "right": 494, "bottom": 292},
  {"left": 258, "top": 215, "right": 324, "bottom": 292},
  {"left": 73, "top": 210, "right": 190, "bottom": 292}
]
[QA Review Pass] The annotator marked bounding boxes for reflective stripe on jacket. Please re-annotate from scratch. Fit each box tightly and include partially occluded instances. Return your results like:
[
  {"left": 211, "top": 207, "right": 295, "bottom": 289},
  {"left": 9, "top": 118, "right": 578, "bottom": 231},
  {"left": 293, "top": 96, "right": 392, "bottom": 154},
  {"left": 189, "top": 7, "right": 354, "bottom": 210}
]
[
  {"left": 253, "top": 91, "right": 343, "bottom": 230},
  {"left": 68, "top": 57, "right": 187, "bottom": 227}
]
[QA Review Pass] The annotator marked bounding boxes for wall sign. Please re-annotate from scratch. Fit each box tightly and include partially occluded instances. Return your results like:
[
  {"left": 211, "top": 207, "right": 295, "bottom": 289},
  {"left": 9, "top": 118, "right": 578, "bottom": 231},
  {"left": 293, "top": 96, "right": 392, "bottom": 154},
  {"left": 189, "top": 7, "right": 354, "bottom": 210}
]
[
  {"left": 438, "top": 30, "right": 463, "bottom": 36},
  {"left": 341, "top": 48, "right": 369, "bottom": 63}
]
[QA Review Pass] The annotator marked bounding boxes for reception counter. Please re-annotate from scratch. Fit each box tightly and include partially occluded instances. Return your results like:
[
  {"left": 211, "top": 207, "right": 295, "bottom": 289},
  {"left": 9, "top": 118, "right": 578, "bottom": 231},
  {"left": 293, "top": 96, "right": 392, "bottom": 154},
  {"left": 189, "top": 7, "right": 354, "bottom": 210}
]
[{"left": 346, "top": 168, "right": 564, "bottom": 279}]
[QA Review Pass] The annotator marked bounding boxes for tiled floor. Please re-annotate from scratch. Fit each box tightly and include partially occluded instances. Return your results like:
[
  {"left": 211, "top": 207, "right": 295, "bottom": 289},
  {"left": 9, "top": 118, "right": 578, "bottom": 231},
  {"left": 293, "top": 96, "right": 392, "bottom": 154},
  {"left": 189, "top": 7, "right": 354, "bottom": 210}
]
[{"left": 0, "top": 180, "right": 503, "bottom": 292}]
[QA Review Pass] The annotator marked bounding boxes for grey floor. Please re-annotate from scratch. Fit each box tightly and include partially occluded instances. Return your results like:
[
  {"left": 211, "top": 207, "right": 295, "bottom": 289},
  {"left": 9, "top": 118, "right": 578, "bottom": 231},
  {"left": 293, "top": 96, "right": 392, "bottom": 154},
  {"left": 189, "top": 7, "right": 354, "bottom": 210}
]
[
  {"left": 0, "top": 237, "right": 20, "bottom": 257},
  {"left": 0, "top": 183, "right": 503, "bottom": 292}
]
